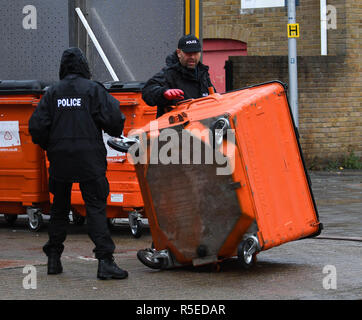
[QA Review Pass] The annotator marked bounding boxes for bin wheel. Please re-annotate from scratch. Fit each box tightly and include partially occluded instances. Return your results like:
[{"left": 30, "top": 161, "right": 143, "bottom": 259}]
[
  {"left": 237, "top": 239, "right": 257, "bottom": 269},
  {"left": 130, "top": 220, "right": 143, "bottom": 238},
  {"left": 4, "top": 214, "right": 18, "bottom": 226},
  {"left": 137, "top": 249, "right": 164, "bottom": 269},
  {"left": 107, "top": 218, "right": 116, "bottom": 230},
  {"left": 71, "top": 211, "right": 85, "bottom": 226},
  {"left": 28, "top": 211, "right": 43, "bottom": 232},
  {"left": 212, "top": 263, "right": 221, "bottom": 272}
]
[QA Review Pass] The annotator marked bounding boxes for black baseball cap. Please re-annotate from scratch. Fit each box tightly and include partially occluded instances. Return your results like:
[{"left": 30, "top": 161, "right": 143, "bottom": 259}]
[{"left": 178, "top": 34, "right": 201, "bottom": 53}]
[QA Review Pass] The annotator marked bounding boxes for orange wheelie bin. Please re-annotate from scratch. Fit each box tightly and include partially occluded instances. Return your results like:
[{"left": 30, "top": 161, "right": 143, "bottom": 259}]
[
  {"left": 47, "top": 81, "right": 157, "bottom": 237},
  {"left": 0, "top": 80, "right": 50, "bottom": 231},
  {"left": 108, "top": 81, "right": 322, "bottom": 269}
]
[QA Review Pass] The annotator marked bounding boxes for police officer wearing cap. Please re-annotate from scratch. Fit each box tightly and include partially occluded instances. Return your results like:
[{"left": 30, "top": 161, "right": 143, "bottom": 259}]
[
  {"left": 142, "top": 34, "right": 215, "bottom": 118},
  {"left": 29, "top": 47, "right": 128, "bottom": 280}
]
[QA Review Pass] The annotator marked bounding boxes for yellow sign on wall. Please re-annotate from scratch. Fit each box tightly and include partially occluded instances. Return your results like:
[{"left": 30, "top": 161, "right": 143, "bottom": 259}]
[{"left": 287, "top": 23, "right": 300, "bottom": 38}]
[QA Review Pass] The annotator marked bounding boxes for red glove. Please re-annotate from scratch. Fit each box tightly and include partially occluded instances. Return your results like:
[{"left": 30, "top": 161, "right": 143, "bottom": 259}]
[{"left": 163, "top": 89, "right": 184, "bottom": 100}]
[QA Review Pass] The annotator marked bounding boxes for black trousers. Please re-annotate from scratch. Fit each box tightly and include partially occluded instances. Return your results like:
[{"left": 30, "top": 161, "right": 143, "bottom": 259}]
[{"left": 43, "top": 176, "right": 115, "bottom": 260}]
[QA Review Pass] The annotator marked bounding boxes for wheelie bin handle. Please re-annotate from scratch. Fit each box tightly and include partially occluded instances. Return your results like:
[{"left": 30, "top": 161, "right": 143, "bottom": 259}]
[{"left": 185, "top": 90, "right": 220, "bottom": 110}]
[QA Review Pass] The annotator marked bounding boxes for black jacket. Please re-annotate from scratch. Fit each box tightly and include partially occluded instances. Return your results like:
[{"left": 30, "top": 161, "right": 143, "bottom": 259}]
[
  {"left": 142, "top": 51, "right": 215, "bottom": 118},
  {"left": 29, "top": 47, "right": 125, "bottom": 182}
]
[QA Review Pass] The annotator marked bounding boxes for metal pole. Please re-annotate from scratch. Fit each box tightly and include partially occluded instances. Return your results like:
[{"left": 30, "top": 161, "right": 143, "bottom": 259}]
[
  {"left": 320, "top": 0, "right": 328, "bottom": 55},
  {"left": 288, "top": 0, "right": 299, "bottom": 127},
  {"left": 75, "top": 7, "right": 119, "bottom": 81}
]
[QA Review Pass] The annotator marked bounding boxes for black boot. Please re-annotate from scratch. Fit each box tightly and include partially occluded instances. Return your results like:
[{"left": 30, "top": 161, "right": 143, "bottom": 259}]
[
  {"left": 47, "top": 254, "right": 63, "bottom": 275},
  {"left": 97, "top": 256, "right": 128, "bottom": 280}
]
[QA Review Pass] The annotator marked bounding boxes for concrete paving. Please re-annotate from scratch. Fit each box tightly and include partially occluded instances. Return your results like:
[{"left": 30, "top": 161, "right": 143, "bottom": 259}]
[{"left": 0, "top": 170, "right": 361, "bottom": 301}]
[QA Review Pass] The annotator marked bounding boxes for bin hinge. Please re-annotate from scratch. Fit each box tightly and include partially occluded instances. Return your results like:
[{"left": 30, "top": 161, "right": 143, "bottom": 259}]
[{"left": 168, "top": 112, "right": 188, "bottom": 125}]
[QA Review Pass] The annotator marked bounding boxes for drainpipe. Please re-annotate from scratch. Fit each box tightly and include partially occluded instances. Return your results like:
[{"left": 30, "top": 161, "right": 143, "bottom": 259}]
[
  {"left": 288, "top": 0, "right": 299, "bottom": 128},
  {"left": 320, "top": 0, "right": 327, "bottom": 55}
]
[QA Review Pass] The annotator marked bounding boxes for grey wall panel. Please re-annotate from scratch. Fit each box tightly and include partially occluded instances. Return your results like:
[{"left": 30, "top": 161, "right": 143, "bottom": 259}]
[
  {"left": 0, "top": 1, "right": 184, "bottom": 83},
  {"left": 85, "top": 0, "right": 184, "bottom": 82},
  {"left": 0, "top": 0, "right": 69, "bottom": 83}
]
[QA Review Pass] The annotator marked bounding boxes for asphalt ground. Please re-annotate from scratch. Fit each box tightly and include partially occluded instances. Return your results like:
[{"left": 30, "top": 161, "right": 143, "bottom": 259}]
[{"left": 0, "top": 170, "right": 361, "bottom": 306}]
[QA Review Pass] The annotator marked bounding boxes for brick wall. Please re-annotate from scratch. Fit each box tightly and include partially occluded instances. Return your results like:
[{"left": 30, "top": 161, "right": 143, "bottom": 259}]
[
  {"left": 203, "top": 0, "right": 347, "bottom": 56},
  {"left": 203, "top": 0, "right": 361, "bottom": 166}
]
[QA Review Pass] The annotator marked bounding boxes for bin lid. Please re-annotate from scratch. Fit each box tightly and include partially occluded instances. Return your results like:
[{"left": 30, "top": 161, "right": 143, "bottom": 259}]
[
  {"left": 103, "top": 81, "right": 145, "bottom": 92},
  {"left": 0, "top": 80, "right": 48, "bottom": 94}
]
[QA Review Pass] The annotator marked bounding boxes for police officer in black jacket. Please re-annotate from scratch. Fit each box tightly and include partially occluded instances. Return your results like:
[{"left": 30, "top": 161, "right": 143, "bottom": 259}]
[
  {"left": 29, "top": 47, "right": 128, "bottom": 280},
  {"left": 142, "top": 34, "right": 215, "bottom": 118}
]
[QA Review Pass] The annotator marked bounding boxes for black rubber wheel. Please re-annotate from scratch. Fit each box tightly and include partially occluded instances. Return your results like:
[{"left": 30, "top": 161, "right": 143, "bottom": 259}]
[
  {"left": 237, "top": 239, "right": 257, "bottom": 269},
  {"left": 137, "top": 249, "right": 164, "bottom": 269},
  {"left": 4, "top": 214, "right": 18, "bottom": 226},
  {"left": 130, "top": 220, "right": 143, "bottom": 238},
  {"left": 107, "top": 218, "right": 117, "bottom": 230},
  {"left": 70, "top": 211, "right": 86, "bottom": 226},
  {"left": 28, "top": 211, "right": 43, "bottom": 232}
]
